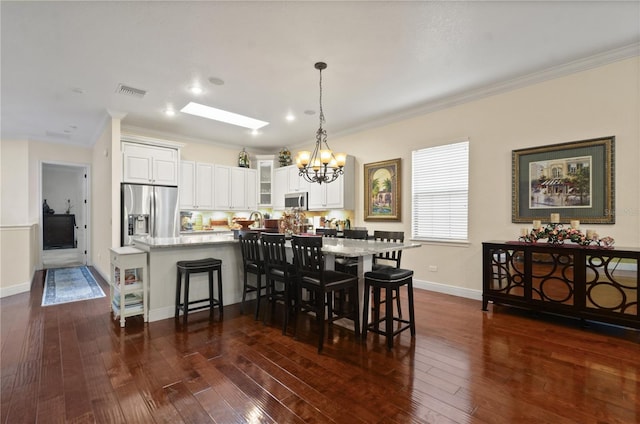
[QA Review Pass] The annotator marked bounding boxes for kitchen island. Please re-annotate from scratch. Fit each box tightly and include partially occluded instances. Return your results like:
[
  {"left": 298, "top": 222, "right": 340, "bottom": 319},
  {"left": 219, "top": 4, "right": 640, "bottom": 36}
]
[{"left": 133, "top": 234, "right": 243, "bottom": 322}]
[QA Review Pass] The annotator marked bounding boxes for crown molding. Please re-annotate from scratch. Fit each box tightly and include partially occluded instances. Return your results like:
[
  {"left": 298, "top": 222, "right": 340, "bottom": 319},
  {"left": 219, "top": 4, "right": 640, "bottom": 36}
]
[{"left": 331, "top": 42, "right": 640, "bottom": 140}]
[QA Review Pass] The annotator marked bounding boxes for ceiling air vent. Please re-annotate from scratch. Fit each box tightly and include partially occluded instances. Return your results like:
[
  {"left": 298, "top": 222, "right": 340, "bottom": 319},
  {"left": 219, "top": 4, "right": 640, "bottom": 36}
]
[{"left": 116, "top": 84, "right": 147, "bottom": 98}]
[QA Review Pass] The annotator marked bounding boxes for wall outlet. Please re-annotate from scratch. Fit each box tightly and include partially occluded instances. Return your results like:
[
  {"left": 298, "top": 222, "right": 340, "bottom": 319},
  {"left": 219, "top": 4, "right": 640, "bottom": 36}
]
[{"left": 428, "top": 265, "right": 438, "bottom": 272}]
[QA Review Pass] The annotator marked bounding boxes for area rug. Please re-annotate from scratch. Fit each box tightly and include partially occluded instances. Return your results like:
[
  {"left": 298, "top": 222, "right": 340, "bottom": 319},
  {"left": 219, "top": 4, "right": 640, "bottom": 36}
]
[{"left": 42, "top": 266, "right": 105, "bottom": 306}]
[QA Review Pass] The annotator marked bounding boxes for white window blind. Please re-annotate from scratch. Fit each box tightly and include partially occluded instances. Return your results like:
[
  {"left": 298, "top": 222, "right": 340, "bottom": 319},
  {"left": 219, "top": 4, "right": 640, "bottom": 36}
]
[{"left": 412, "top": 140, "right": 469, "bottom": 242}]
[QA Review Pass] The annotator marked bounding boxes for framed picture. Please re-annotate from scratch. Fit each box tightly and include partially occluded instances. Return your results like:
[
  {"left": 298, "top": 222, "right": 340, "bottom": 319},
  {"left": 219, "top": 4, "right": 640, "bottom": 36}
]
[
  {"left": 512, "top": 136, "right": 615, "bottom": 224},
  {"left": 364, "top": 158, "right": 401, "bottom": 221}
]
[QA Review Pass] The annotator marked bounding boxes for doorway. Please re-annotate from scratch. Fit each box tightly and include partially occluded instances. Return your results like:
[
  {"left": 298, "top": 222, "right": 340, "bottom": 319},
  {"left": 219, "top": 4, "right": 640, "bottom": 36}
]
[{"left": 41, "top": 162, "right": 89, "bottom": 268}]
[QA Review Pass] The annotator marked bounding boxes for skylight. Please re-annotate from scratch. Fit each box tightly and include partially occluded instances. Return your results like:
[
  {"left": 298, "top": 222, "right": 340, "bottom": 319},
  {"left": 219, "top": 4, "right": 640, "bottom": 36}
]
[{"left": 180, "top": 102, "right": 269, "bottom": 130}]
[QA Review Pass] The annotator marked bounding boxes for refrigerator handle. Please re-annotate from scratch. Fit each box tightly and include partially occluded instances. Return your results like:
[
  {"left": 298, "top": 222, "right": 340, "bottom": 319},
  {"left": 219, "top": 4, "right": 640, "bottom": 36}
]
[{"left": 150, "top": 188, "right": 156, "bottom": 238}]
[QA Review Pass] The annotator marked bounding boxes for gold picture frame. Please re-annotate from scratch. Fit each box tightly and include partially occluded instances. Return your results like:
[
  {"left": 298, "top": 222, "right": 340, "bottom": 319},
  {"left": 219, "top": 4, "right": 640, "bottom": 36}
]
[
  {"left": 364, "top": 158, "right": 401, "bottom": 221},
  {"left": 512, "top": 136, "right": 615, "bottom": 224}
]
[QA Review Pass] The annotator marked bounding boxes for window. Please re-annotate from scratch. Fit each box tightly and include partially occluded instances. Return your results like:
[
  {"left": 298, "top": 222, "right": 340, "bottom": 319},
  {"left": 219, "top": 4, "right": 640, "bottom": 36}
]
[{"left": 412, "top": 140, "right": 469, "bottom": 242}]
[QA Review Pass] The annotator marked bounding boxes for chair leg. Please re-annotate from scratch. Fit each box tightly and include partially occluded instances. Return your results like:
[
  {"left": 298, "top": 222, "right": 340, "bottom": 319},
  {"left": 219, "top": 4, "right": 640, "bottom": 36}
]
[
  {"left": 293, "top": 284, "right": 303, "bottom": 339},
  {"left": 175, "top": 269, "right": 182, "bottom": 319},
  {"left": 183, "top": 273, "right": 190, "bottom": 326},
  {"left": 316, "top": 290, "right": 325, "bottom": 353},
  {"left": 395, "top": 287, "right": 403, "bottom": 319},
  {"left": 208, "top": 269, "right": 214, "bottom": 319},
  {"left": 362, "top": 282, "right": 370, "bottom": 339},
  {"left": 385, "top": 286, "right": 394, "bottom": 350},
  {"left": 217, "top": 266, "right": 224, "bottom": 319},
  {"left": 326, "top": 291, "right": 333, "bottom": 327},
  {"left": 282, "top": 281, "right": 289, "bottom": 335},
  {"left": 372, "top": 287, "right": 381, "bottom": 325},
  {"left": 241, "top": 271, "right": 249, "bottom": 314},
  {"left": 254, "top": 273, "right": 262, "bottom": 321},
  {"left": 352, "top": 285, "right": 360, "bottom": 338},
  {"left": 408, "top": 280, "right": 415, "bottom": 336}
]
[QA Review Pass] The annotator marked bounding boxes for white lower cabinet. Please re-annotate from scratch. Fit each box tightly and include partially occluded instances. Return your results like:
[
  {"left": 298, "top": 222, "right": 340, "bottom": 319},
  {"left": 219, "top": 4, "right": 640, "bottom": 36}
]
[{"left": 109, "top": 246, "right": 148, "bottom": 327}]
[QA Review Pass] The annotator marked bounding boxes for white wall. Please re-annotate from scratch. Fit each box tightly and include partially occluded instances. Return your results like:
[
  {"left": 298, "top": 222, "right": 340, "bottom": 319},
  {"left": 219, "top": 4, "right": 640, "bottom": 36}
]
[
  {"left": 0, "top": 139, "right": 35, "bottom": 295},
  {"left": 91, "top": 121, "right": 113, "bottom": 279},
  {"left": 331, "top": 56, "right": 640, "bottom": 295},
  {"left": 1, "top": 139, "right": 30, "bottom": 224}
]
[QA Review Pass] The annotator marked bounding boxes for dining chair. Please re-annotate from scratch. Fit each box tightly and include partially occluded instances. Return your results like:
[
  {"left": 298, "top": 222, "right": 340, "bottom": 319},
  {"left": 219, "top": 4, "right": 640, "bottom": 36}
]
[
  {"left": 370, "top": 230, "right": 404, "bottom": 317},
  {"left": 290, "top": 235, "right": 360, "bottom": 353},
  {"left": 260, "top": 233, "right": 297, "bottom": 334},
  {"left": 335, "top": 229, "right": 369, "bottom": 274},
  {"left": 316, "top": 227, "right": 337, "bottom": 237},
  {"left": 238, "top": 231, "right": 266, "bottom": 320}
]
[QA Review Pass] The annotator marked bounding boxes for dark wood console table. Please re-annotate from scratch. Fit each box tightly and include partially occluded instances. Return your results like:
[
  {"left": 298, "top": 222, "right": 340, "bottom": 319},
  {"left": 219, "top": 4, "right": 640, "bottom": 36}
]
[
  {"left": 43, "top": 214, "right": 76, "bottom": 250},
  {"left": 482, "top": 241, "right": 639, "bottom": 329}
]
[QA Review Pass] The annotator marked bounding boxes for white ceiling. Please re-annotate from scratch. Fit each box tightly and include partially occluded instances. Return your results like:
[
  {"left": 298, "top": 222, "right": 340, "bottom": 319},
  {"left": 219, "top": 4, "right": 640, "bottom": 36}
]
[{"left": 2, "top": 1, "right": 639, "bottom": 152}]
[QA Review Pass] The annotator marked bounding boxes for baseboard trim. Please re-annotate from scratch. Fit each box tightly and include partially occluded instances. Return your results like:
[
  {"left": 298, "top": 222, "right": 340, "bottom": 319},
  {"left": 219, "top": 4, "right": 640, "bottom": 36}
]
[
  {"left": 0, "top": 281, "right": 32, "bottom": 298},
  {"left": 413, "top": 278, "right": 482, "bottom": 301},
  {"left": 149, "top": 306, "right": 175, "bottom": 323}
]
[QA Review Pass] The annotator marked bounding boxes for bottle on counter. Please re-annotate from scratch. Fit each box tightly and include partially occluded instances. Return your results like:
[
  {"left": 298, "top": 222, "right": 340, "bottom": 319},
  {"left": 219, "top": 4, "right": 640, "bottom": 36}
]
[{"left": 345, "top": 218, "right": 351, "bottom": 229}]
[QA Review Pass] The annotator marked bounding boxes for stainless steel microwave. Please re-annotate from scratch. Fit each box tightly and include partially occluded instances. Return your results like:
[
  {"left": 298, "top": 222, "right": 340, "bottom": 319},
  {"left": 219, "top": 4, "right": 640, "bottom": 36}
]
[{"left": 284, "top": 192, "right": 308, "bottom": 210}]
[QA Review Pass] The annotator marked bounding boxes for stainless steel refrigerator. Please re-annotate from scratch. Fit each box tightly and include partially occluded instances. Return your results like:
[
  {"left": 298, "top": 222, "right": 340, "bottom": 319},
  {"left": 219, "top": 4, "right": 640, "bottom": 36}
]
[{"left": 121, "top": 183, "right": 179, "bottom": 246}]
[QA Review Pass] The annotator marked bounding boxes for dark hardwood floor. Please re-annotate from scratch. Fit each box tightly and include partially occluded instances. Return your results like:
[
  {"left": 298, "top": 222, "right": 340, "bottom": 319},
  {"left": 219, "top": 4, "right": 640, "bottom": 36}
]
[{"left": 2, "top": 268, "right": 639, "bottom": 423}]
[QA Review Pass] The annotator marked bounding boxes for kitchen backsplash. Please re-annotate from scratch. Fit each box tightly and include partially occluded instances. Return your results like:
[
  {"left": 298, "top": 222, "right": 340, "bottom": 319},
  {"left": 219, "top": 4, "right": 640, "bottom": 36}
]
[{"left": 180, "top": 209, "right": 353, "bottom": 232}]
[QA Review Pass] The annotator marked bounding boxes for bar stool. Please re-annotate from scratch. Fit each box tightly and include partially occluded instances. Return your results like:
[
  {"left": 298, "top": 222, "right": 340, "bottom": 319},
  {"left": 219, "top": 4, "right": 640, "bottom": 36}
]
[
  {"left": 362, "top": 267, "right": 415, "bottom": 349},
  {"left": 175, "top": 258, "right": 223, "bottom": 325}
]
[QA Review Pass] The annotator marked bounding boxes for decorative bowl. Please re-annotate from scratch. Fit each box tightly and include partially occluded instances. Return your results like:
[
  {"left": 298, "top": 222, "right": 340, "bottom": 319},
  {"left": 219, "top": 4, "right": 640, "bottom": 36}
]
[{"left": 234, "top": 219, "right": 255, "bottom": 230}]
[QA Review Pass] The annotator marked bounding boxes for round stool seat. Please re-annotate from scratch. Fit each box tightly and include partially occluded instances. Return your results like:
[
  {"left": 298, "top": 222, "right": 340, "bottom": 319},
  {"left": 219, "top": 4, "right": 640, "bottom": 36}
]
[
  {"left": 364, "top": 268, "right": 413, "bottom": 282},
  {"left": 177, "top": 258, "right": 222, "bottom": 271}
]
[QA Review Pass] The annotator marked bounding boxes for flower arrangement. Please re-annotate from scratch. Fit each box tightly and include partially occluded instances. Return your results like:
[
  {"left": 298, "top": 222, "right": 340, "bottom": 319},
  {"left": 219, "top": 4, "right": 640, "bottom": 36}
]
[{"left": 519, "top": 223, "right": 614, "bottom": 247}]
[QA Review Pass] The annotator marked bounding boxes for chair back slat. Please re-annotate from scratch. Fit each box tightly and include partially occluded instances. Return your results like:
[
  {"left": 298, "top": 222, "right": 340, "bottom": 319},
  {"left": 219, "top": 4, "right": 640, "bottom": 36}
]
[
  {"left": 291, "top": 235, "right": 324, "bottom": 280},
  {"left": 239, "top": 231, "right": 262, "bottom": 264},
  {"left": 260, "top": 233, "right": 289, "bottom": 268},
  {"left": 372, "top": 230, "right": 404, "bottom": 268}
]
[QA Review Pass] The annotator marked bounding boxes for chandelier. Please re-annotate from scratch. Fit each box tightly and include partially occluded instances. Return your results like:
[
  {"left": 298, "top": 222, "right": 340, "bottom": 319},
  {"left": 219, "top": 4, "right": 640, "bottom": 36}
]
[{"left": 296, "top": 62, "right": 346, "bottom": 184}]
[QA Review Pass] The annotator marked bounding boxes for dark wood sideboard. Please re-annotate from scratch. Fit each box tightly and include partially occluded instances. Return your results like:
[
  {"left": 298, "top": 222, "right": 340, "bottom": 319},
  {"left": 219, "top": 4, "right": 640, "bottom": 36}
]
[{"left": 482, "top": 241, "right": 639, "bottom": 329}]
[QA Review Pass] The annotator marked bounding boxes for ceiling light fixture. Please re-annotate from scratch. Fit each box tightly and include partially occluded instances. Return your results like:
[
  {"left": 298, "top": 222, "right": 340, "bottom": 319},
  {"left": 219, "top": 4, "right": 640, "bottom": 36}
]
[
  {"left": 180, "top": 101, "right": 269, "bottom": 130},
  {"left": 189, "top": 86, "right": 203, "bottom": 95},
  {"left": 295, "top": 62, "right": 346, "bottom": 185},
  {"left": 286, "top": 113, "right": 295, "bottom": 122}
]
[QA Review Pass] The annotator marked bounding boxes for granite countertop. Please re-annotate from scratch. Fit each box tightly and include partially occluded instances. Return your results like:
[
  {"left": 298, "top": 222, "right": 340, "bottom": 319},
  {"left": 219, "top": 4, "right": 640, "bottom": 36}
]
[
  {"left": 132, "top": 233, "right": 238, "bottom": 248},
  {"left": 318, "top": 237, "right": 422, "bottom": 257}
]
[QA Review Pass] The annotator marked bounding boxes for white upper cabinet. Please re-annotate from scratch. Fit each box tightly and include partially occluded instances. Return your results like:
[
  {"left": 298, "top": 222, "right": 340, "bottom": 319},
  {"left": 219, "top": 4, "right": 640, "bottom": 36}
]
[
  {"left": 179, "top": 161, "right": 195, "bottom": 208},
  {"left": 272, "top": 165, "right": 309, "bottom": 210},
  {"left": 122, "top": 142, "right": 178, "bottom": 185},
  {"left": 245, "top": 168, "right": 258, "bottom": 211},
  {"left": 256, "top": 155, "right": 274, "bottom": 207},
  {"left": 307, "top": 155, "right": 355, "bottom": 211},
  {"left": 230, "top": 167, "right": 247, "bottom": 211},
  {"left": 214, "top": 165, "right": 231, "bottom": 210},
  {"left": 179, "top": 161, "right": 214, "bottom": 209},
  {"left": 214, "top": 165, "right": 256, "bottom": 211}
]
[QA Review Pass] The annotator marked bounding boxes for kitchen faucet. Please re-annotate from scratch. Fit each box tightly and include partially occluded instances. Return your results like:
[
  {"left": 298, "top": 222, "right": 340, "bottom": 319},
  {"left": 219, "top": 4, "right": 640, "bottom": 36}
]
[{"left": 249, "top": 211, "right": 263, "bottom": 228}]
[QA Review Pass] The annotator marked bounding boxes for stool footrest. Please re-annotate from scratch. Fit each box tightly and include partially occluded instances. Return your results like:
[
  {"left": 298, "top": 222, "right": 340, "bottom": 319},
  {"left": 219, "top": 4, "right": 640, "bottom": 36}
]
[{"left": 366, "top": 317, "right": 412, "bottom": 338}]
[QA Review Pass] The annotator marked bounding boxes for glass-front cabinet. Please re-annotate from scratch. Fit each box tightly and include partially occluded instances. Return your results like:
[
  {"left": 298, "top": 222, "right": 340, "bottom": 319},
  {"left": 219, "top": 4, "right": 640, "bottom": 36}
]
[{"left": 256, "top": 155, "right": 274, "bottom": 207}]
